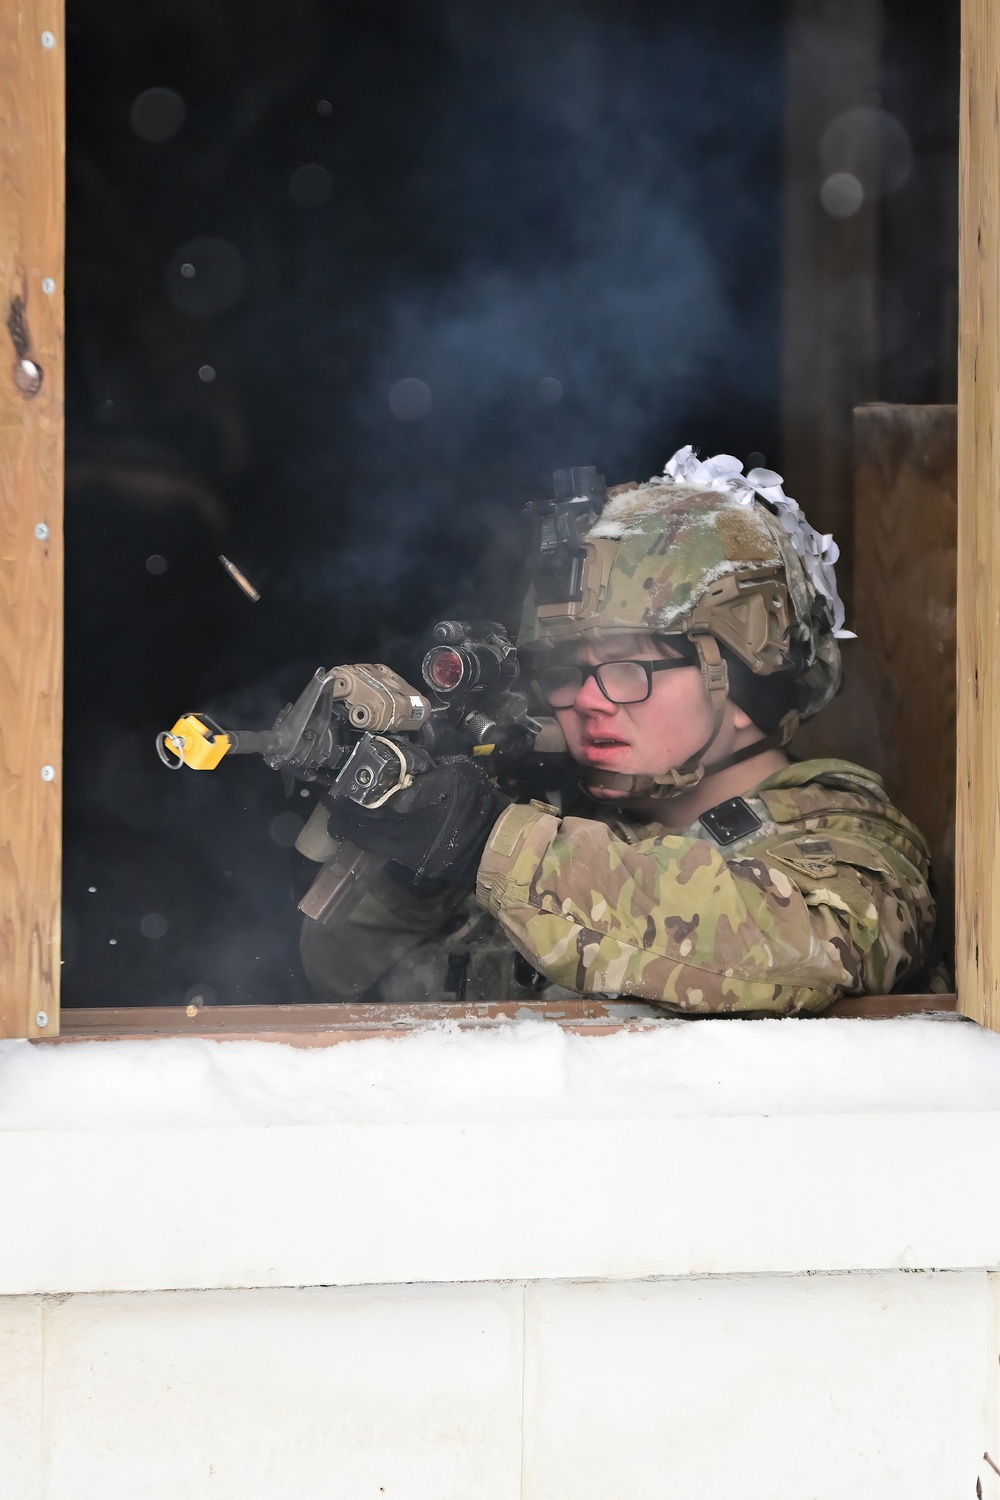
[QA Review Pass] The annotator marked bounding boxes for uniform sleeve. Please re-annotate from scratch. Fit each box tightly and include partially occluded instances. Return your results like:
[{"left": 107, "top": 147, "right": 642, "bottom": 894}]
[{"left": 475, "top": 803, "right": 933, "bottom": 1013}]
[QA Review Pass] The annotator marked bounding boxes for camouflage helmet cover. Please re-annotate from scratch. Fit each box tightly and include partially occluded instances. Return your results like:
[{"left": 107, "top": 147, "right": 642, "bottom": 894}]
[{"left": 519, "top": 450, "right": 845, "bottom": 724}]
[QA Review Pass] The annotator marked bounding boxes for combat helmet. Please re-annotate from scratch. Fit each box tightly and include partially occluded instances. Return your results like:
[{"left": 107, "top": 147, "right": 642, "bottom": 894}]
[{"left": 520, "top": 446, "right": 850, "bottom": 801}]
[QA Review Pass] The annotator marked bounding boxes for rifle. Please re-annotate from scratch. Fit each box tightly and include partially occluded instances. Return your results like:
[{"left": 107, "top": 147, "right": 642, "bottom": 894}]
[{"left": 155, "top": 620, "right": 564, "bottom": 924}]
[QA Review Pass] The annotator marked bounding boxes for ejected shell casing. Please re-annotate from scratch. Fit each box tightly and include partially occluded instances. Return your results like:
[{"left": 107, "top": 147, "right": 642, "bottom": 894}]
[{"left": 219, "top": 554, "right": 261, "bottom": 601}]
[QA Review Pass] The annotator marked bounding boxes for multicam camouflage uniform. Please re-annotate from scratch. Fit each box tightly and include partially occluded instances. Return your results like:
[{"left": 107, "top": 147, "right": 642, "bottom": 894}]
[
  {"left": 476, "top": 759, "right": 934, "bottom": 1012},
  {"left": 301, "top": 456, "right": 936, "bottom": 1009},
  {"left": 300, "top": 756, "right": 934, "bottom": 1011}
]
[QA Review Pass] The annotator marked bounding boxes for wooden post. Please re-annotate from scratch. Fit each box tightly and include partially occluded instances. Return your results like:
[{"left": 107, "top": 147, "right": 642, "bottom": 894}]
[
  {"left": 957, "top": 0, "right": 1000, "bottom": 1027},
  {"left": 781, "top": 0, "right": 883, "bottom": 601},
  {"left": 0, "top": 1, "right": 65, "bottom": 1038}
]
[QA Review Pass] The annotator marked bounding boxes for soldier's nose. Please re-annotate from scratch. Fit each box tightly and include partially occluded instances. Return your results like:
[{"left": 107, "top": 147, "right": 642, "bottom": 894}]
[{"left": 574, "top": 673, "right": 616, "bottom": 712}]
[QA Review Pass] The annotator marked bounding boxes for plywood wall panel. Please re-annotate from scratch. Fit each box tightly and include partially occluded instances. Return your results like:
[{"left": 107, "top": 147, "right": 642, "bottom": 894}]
[
  {"left": 0, "top": 2, "right": 65, "bottom": 1037},
  {"left": 853, "top": 404, "right": 957, "bottom": 966}
]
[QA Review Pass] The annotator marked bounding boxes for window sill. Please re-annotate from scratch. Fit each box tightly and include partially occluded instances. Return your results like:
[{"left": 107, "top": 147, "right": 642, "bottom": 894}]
[
  {"left": 3, "top": 994, "right": 995, "bottom": 1296},
  {"left": 0, "top": 1106, "right": 994, "bottom": 1295},
  {"left": 48, "top": 993, "right": 959, "bottom": 1046}
]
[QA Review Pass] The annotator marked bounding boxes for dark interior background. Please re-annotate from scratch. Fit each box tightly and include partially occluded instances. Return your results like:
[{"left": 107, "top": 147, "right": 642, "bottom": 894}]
[{"left": 63, "top": 0, "right": 958, "bottom": 1006}]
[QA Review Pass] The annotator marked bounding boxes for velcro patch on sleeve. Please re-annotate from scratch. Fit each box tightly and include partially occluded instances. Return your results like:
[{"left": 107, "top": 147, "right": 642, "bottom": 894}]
[
  {"left": 766, "top": 838, "right": 839, "bottom": 880},
  {"left": 487, "top": 803, "right": 546, "bottom": 860}
]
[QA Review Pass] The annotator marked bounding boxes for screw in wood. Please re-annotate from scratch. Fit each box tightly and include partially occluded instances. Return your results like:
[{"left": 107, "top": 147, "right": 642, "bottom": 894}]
[{"left": 13, "top": 358, "right": 43, "bottom": 396}]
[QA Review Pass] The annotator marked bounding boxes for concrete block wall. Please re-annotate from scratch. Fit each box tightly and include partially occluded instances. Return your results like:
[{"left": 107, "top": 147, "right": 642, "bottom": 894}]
[{"left": 0, "top": 1272, "right": 994, "bottom": 1500}]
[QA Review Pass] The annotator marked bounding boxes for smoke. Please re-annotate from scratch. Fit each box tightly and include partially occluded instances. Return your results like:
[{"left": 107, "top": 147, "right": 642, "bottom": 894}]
[
  {"left": 289, "top": 0, "right": 785, "bottom": 626},
  {"left": 63, "top": 0, "right": 786, "bottom": 1005}
]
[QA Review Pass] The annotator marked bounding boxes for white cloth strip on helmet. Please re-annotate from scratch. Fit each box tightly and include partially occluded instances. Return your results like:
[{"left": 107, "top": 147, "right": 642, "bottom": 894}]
[{"left": 660, "top": 446, "right": 855, "bottom": 639}]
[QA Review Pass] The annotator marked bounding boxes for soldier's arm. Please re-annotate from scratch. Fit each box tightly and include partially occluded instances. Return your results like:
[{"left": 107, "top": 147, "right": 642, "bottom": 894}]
[{"left": 475, "top": 804, "right": 933, "bottom": 1013}]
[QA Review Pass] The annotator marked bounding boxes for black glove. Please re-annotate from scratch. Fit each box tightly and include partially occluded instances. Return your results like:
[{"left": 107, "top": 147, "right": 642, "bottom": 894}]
[{"left": 325, "top": 756, "right": 510, "bottom": 892}]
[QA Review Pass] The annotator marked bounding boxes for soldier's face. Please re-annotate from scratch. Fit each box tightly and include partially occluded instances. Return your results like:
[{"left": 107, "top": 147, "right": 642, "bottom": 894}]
[{"left": 549, "top": 634, "right": 746, "bottom": 792}]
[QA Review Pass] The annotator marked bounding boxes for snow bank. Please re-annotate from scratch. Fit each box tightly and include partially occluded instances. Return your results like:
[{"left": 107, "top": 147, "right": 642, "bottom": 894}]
[{"left": 1, "top": 1016, "right": 998, "bottom": 1130}]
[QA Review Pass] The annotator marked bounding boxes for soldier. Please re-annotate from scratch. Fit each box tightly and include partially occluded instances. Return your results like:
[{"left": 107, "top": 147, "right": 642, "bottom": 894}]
[{"left": 301, "top": 446, "right": 935, "bottom": 1011}]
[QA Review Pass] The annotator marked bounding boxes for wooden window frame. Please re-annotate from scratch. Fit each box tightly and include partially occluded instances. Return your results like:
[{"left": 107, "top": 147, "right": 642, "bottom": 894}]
[
  {"left": 1, "top": 0, "right": 64, "bottom": 1042},
  {"left": 0, "top": 1, "right": 985, "bottom": 1043}
]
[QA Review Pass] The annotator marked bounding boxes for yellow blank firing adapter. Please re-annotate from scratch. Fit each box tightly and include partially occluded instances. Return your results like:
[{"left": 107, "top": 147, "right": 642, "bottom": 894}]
[{"left": 156, "top": 714, "right": 232, "bottom": 771}]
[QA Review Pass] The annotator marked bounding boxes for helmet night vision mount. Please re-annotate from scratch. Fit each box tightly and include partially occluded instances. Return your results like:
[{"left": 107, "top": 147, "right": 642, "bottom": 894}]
[{"left": 524, "top": 465, "right": 606, "bottom": 606}]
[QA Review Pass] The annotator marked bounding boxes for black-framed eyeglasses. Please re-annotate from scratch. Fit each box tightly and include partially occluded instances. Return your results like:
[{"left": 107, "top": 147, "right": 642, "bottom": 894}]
[{"left": 534, "top": 656, "right": 690, "bottom": 708}]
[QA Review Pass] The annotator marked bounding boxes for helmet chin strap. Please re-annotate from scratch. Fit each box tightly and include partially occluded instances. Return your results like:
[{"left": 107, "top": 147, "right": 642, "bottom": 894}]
[{"left": 580, "top": 636, "right": 800, "bottom": 806}]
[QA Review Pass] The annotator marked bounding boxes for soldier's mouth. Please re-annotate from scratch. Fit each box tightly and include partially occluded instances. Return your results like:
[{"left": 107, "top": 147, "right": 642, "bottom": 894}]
[{"left": 581, "top": 734, "right": 631, "bottom": 759}]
